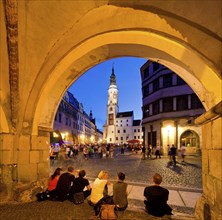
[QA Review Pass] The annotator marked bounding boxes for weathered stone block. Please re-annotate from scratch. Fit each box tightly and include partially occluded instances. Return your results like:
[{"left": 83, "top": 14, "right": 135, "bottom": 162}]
[
  {"left": 19, "top": 135, "right": 31, "bottom": 151},
  {"left": 203, "top": 175, "right": 215, "bottom": 205},
  {"left": 39, "top": 150, "right": 50, "bottom": 163},
  {"left": 37, "top": 162, "right": 49, "bottom": 179},
  {"left": 17, "top": 164, "right": 37, "bottom": 182},
  {"left": 30, "top": 151, "right": 40, "bottom": 164},
  {"left": 203, "top": 123, "right": 212, "bottom": 150},
  {"left": 0, "top": 134, "right": 13, "bottom": 150},
  {"left": 0, "top": 150, "right": 12, "bottom": 164},
  {"left": 43, "top": 150, "right": 50, "bottom": 162},
  {"left": 201, "top": 150, "right": 209, "bottom": 175},
  {"left": 31, "top": 136, "right": 50, "bottom": 150},
  {"left": 18, "top": 150, "right": 30, "bottom": 164},
  {"left": 209, "top": 150, "right": 222, "bottom": 180},
  {"left": 212, "top": 118, "right": 222, "bottom": 149},
  {"left": 214, "top": 178, "right": 222, "bottom": 207}
]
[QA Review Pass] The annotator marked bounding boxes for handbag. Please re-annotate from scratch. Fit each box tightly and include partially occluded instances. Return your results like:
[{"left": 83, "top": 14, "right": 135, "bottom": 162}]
[
  {"left": 100, "top": 204, "right": 118, "bottom": 220},
  {"left": 73, "top": 192, "right": 84, "bottom": 204},
  {"left": 88, "top": 204, "right": 118, "bottom": 220}
]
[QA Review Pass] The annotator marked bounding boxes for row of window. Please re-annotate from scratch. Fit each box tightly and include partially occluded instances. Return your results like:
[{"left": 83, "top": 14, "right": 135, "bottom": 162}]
[
  {"left": 115, "top": 136, "right": 142, "bottom": 141},
  {"left": 143, "top": 94, "right": 203, "bottom": 118},
  {"left": 55, "top": 112, "right": 91, "bottom": 132},
  {"left": 109, "top": 136, "right": 142, "bottom": 142},
  {"left": 143, "top": 74, "right": 186, "bottom": 98},
  {"left": 117, "top": 129, "right": 141, "bottom": 133}
]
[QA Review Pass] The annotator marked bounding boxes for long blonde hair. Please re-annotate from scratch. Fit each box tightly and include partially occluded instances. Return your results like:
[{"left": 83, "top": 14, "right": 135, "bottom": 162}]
[{"left": 98, "top": 170, "right": 108, "bottom": 179}]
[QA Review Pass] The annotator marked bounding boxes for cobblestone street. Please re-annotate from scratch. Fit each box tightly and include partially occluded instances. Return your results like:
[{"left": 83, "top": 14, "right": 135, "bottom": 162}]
[
  {"left": 52, "top": 148, "right": 202, "bottom": 190},
  {"left": 0, "top": 148, "right": 202, "bottom": 220}
]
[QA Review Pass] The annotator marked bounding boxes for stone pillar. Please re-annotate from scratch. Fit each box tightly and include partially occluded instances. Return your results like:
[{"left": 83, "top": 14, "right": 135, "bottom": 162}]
[
  {"left": 0, "top": 133, "right": 16, "bottom": 202},
  {"left": 0, "top": 128, "right": 51, "bottom": 202},
  {"left": 195, "top": 102, "right": 222, "bottom": 220}
]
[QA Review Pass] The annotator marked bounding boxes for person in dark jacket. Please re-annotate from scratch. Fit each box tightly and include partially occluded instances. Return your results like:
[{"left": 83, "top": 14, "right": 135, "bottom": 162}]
[
  {"left": 144, "top": 173, "right": 172, "bottom": 217},
  {"left": 69, "top": 169, "right": 91, "bottom": 200},
  {"left": 170, "top": 144, "right": 177, "bottom": 165},
  {"left": 55, "top": 166, "right": 75, "bottom": 201}
]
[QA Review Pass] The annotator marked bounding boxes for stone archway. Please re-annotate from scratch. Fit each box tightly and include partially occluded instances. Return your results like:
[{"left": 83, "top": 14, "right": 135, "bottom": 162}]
[{"left": 1, "top": 1, "right": 221, "bottom": 219}]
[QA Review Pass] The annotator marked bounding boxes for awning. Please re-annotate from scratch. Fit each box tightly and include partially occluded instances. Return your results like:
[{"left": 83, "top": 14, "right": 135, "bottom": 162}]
[
  {"left": 63, "top": 140, "right": 74, "bottom": 146},
  {"left": 127, "top": 139, "right": 140, "bottom": 144}
]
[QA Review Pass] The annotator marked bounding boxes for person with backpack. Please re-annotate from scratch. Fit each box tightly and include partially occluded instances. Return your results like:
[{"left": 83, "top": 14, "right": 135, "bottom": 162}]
[{"left": 69, "top": 169, "right": 91, "bottom": 203}]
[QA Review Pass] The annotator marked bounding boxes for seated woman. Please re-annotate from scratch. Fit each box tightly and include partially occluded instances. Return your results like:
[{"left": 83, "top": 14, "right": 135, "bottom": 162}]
[
  {"left": 89, "top": 170, "right": 112, "bottom": 215},
  {"left": 113, "top": 172, "right": 128, "bottom": 211},
  {"left": 47, "top": 167, "right": 63, "bottom": 199},
  {"left": 69, "top": 169, "right": 91, "bottom": 200}
]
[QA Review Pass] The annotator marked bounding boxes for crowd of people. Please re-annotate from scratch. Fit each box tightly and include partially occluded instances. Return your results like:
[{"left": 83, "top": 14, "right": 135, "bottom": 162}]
[
  {"left": 50, "top": 142, "right": 187, "bottom": 168},
  {"left": 141, "top": 143, "right": 187, "bottom": 165},
  {"left": 50, "top": 143, "right": 118, "bottom": 163},
  {"left": 37, "top": 165, "right": 173, "bottom": 218}
]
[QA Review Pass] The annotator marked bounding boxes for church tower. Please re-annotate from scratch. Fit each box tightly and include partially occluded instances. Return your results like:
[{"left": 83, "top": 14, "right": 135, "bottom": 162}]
[{"left": 103, "top": 66, "right": 119, "bottom": 143}]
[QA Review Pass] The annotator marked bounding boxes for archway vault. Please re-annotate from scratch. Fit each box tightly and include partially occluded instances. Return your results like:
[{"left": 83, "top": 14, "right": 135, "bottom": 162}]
[
  {"left": 20, "top": 4, "right": 221, "bottom": 136},
  {"left": 27, "top": 30, "right": 221, "bottom": 135}
]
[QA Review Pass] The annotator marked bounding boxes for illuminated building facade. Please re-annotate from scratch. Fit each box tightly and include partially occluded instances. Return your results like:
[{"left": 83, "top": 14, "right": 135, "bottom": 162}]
[
  {"left": 141, "top": 61, "right": 205, "bottom": 154},
  {"left": 103, "top": 67, "right": 143, "bottom": 144},
  {"left": 53, "top": 91, "right": 102, "bottom": 145}
]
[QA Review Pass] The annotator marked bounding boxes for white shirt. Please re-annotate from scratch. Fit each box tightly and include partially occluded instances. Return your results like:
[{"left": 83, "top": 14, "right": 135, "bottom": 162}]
[{"left": 90, "top": 178, "right": 107, "bottom": 204}]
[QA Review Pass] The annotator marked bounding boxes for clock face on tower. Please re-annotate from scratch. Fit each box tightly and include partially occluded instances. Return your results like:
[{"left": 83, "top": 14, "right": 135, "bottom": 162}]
[{"left": 113, "top": 94, "right": 117, "bottom": 98}]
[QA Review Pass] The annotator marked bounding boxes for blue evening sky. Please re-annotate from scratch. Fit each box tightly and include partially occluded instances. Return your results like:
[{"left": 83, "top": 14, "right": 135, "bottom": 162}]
[{"left": 69, "top": 57, "right": 147, "bottom": 130}]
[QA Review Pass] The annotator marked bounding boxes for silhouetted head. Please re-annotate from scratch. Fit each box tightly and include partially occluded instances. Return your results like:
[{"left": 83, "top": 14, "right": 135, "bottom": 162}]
[
  {"left": 67, "top": 166, "right": 74, "bottom": 173},
  {"left": 153, "top": 173, "right": 162, "bottom": 185},
  {"left": 79, "top": 170, "right": 86, "bottom": 178},
  {"left": 117, "top": 172, "right": 125, "bottom": 181}
]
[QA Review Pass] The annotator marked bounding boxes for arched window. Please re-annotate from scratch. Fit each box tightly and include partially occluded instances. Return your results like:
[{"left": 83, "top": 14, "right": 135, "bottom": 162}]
[{"left": 180, "top": 130, "right": 199, "bottom": 148}]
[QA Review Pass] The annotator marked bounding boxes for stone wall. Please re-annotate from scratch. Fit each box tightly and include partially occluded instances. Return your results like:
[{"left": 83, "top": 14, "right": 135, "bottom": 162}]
[
  {"left": 195, "top": 104, "right": 222, "bottom": 220},
  {"left": 0, "top": 132, "right": 50, "bottom": 202}
]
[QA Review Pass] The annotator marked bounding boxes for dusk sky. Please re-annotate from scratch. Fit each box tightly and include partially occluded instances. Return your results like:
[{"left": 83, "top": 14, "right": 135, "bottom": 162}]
[{"left": 69, "top": 57, "right": 147, "bottom": 130}]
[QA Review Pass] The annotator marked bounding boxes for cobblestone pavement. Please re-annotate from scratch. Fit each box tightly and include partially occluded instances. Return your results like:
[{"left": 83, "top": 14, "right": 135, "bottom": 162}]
[
  {"left": 0, "top": 148, "right": 200, "bottom": 220},
  {"left": 52, "top": 148, "right": 202, "bottom": 190}
]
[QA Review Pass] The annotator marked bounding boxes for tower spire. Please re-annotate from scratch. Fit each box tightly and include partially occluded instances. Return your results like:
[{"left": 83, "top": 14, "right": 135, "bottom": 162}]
[
  {"left": 112, "top": 63, "right": 114, "bottom": 74},
  {"left": 110, "top": 64, "right": 116, "bottom": 85}
]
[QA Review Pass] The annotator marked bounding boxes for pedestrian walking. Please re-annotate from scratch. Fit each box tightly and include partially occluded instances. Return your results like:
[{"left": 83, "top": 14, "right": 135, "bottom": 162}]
[
  {"left": 147, "top": 145, "right": 152, "bottom": 159},
  {"left": 180, "top": 144, "right": 186, "bottom": 162},
  {"left": 121, "top": 145, "right": 125, "bottom": 154},
  {"left": 83, "top": 146, "right": 89, "bottom": 160},
  {"left": 141, "top": 145, "right": 146, "bottom": 160},
  {"left": 167, "top": 144, "right": 172, "bottom": 161},
  {"left": 170, "top": 144, "right": 177, "bottom": 165},
  {"left": 155, "top": 144, "right": 161, "bottom": 159},
  {"left": 109, "top": 144, "right": 114, "bottom": 158}
]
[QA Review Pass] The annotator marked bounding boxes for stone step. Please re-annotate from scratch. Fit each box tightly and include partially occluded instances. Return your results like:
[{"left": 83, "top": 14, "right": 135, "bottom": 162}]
[{"left": 128, "top": 199, "right": 196, "bottom": 219}]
